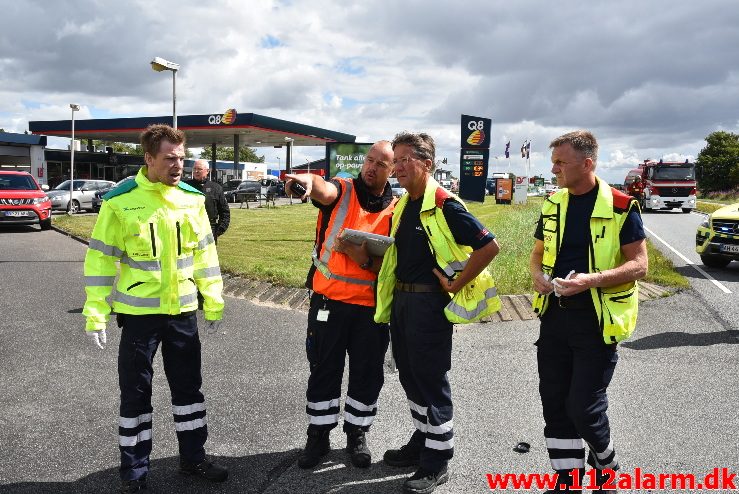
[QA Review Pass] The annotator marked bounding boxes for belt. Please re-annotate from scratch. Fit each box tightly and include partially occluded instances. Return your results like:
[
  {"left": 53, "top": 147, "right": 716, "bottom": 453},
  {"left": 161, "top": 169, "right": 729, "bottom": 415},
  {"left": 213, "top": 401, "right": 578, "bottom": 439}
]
[
  {"left": 557, "top": 296, "right": 592, "bottom": 310},
  {"left": 395, "top": 281, "right": 442, "bottom": 293}
]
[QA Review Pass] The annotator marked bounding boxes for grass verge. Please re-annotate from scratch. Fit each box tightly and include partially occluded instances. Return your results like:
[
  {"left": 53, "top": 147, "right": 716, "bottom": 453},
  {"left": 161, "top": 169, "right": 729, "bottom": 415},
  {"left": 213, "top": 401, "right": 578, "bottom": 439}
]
[{"left": 52, "top": 197, "right": 688, "bottom": 293}]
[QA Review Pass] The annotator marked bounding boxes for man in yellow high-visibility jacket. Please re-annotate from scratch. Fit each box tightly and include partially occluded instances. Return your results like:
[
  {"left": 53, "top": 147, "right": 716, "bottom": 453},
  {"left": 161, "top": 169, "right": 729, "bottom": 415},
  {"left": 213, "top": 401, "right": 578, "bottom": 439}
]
[
  {"left": 530, "top": 130, "right": 647, "bottom": 493},
  {"left": 82, "top": 124, "right": 227, "bottom": 494},
  {"left": 377, "top": 132, "right": 500, "bottom": 494}
]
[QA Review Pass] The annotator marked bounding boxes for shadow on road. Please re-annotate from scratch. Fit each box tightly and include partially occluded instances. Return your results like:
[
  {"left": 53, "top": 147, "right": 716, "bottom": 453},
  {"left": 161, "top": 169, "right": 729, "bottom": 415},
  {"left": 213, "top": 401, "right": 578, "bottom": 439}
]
[
  {"left": 2, "top": 448, "right": 410, "bottom": 494},
  {"left": 674, "top": 264, "right": 739, "bottom": 284},
  {"left": 622, "top": 329, "right": 739, "bottom": 350}
]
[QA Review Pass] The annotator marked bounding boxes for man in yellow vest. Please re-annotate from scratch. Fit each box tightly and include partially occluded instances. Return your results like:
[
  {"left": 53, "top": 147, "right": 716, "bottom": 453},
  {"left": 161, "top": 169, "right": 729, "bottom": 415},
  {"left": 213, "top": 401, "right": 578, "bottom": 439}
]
[
  {"left": 284, "top": 140, "right": 395, "bottom": 470},
  {"left": 82, "top": 125, "right": 227, "bottom": 493},
  {"left": 530, "top": 130, "right": 647, "bottom": 493},
  {"left": 375, "top": 132, "right": 500, "bottom": 494}
]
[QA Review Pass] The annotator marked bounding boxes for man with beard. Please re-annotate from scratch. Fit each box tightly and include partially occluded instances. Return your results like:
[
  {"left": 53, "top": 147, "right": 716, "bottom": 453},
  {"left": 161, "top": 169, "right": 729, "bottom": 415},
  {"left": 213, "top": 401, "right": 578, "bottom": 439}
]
[{"left": 285, "top": 140, "right": 395, "bottom": 469}]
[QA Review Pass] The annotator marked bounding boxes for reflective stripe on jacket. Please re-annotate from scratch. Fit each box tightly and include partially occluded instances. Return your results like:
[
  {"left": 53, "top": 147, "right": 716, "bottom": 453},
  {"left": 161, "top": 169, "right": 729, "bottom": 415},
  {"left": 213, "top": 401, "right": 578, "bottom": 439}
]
[
  {"left": 311, "top": 178, "right": 396, "bottom": 307},
  {"left": 531, "top": 177, "right": 640, "bottom": 343},
  {"left": 374, "top": 178, "right": 501, "bottom": 324},
  {"left": 83, "top": 167, "right": 224, "bottom": 331}
]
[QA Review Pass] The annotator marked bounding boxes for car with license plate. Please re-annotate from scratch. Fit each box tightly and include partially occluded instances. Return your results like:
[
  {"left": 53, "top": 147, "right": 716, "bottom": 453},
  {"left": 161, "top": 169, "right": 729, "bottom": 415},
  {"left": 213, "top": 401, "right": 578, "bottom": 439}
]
[
  {"left": 47, "top": 179, "right": 115, "bottom": 213},
  {"left": 91, "top": 176, "right": 135, "bottom": 212},
  {"left": 0, "top": 170, "right": 53, "bottom": 230},
  {"left": 695, "top": 202, "right": 739, "bottom": 267}
]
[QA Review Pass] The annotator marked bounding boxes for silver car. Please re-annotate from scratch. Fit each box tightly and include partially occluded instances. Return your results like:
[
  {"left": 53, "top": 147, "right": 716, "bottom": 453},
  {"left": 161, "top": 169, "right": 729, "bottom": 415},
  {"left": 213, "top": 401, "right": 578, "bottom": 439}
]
[{"left": 47, "top": 179, "right": 115, "bottom": 213}]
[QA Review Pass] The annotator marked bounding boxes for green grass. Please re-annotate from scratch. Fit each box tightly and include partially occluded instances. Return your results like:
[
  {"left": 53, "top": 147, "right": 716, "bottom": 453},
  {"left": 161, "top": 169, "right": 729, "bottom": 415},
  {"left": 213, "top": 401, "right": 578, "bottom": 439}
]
[
  {"left": 696, "top": 200, "right": 730, "bottom": 214},
  {"left": 52, "top": 197, "right": 688, "bottom": 293}
]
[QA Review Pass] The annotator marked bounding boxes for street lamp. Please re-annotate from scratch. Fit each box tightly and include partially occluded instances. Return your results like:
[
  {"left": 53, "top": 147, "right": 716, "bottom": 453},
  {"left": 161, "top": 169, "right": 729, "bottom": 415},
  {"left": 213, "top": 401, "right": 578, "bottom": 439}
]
[
  {"left": 150, "top": 56, "right": 179, "bottom": 129},
  {"left": 68, "top": 104, "right": 80, "bottom": 214}
]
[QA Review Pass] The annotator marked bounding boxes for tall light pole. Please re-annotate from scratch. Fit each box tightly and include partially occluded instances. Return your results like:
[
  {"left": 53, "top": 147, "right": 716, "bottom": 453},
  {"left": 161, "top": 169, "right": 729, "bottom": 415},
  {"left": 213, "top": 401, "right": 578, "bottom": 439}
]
[
  {"left": 68, "top": 104, "right": 80, "bottom": 214},
  {"left": 150, "top": 56, "right": 179, "bottom": 129}
]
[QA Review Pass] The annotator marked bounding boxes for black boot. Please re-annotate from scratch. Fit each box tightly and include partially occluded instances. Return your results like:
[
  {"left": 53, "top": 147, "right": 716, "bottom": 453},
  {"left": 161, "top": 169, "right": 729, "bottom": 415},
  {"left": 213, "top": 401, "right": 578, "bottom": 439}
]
[
  {"left": 403, "top": 465, "right": 450, "bottom": 494},
  {"left": 346, "top": 430, "right": 372, "bottom": 467},
  {"left": 179, "top": 457, "right": 229, "bottom": 482},
  {"left": 120, "top": 478, "right": 147, "bottom": 493},
  {"left": 298, "top": 429, "right": 330, "bottom": 469},
  {"left": 384, "top": 437, "right": 422, "bottom": 467}
]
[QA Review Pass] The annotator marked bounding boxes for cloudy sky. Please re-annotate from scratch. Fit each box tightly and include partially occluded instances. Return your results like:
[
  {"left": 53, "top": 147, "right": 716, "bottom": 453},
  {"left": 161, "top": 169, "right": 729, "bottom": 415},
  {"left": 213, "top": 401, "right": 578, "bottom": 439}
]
[{"left": 2, "top": 0, "right": 738, "bottom": 183}]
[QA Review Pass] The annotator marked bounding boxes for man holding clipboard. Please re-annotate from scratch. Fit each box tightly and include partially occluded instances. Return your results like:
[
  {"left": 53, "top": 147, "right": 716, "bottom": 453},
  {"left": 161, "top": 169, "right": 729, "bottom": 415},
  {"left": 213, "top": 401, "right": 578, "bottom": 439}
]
[{"left": 285, "top": 140, "right": 396, "bottom": 470}]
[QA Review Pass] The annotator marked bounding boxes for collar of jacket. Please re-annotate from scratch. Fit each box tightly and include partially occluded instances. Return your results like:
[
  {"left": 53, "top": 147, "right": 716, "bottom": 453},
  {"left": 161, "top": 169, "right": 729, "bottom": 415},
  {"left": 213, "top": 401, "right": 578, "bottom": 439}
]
[
  {"left": 419, "top": 176, "right": 442, "bottom": 212},
  {"left": 545, "top": 176, "right": 613, "bottom": 219},
  {"left": 136, "top": 166, "right": 201, "bottom": 202}
]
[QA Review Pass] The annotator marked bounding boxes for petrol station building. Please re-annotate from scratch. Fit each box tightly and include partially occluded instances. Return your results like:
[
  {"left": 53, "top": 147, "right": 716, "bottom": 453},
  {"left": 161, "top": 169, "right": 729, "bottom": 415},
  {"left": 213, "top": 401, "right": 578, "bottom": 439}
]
[{"left": 13, "top": 110, "right": 354, "bottom": 186}]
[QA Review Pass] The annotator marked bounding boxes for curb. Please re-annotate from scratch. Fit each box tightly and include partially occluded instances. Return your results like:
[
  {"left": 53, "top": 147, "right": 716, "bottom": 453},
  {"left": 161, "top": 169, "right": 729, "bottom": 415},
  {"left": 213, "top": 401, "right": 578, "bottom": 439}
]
[
  {"left": 50, "top": 228, "right": 672, "bottom": 323},
  {"left": 223, "top": 273, "right": 673, "bottom": 323}
]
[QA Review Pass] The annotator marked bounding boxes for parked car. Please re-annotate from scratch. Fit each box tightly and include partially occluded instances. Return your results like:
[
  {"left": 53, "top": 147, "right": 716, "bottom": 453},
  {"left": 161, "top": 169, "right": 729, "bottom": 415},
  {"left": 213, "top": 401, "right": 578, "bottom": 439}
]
[
  {"left": 0, "top": 170, "right": 53, "bottom": 230},
  {"left": 91, "top": 176, "right": 136, "bottom": 212},
  {"left": 260, "top": 177, "right": 282, "bottom": 197},
  {"left": 47, "top": 179, "right": 115, "bottom": 213},
  {"left": 695, "top": 202, "right": 739, "bottom": 268},
  {"left": 391, "top": 182, "right": 407, "bottom": 198},
  {"left": 223, "top": 179, "right": 243, "bottom": 193},
  {"left": 226, "top": 180, "right": 261, "bottom": 203}
]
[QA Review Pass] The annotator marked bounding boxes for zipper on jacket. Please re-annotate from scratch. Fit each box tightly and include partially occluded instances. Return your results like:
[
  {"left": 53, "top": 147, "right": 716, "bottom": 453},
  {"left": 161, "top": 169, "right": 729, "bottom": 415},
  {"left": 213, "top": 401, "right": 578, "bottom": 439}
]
[
  {"left": 176, "top": 221, "right": 182, "bottom": 256},
  {"left": 149, "top": 223, "right": 157, "bottom": 257}
]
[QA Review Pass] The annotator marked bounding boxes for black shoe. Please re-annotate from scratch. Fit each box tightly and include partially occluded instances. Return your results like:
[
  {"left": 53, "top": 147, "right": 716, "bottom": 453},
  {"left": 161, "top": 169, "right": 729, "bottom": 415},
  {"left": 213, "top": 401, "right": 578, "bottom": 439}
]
[
  {"left": 298, "top": 429, "right": 330, "bottom": 469},
  {"left": 346, "top": 430, "right": 371, "bottom": 468},
  {"left": 179, "top": 458, "right": 229, "bottom": 482},
  {"left": 120, "top": 478, "right": 147, "bottom": 493},
  {"left": 403, "top": 466, "right": 450, "bottom": 494},
  {"left": 384, "top": 440, "right": 422, "bottom": 467}
]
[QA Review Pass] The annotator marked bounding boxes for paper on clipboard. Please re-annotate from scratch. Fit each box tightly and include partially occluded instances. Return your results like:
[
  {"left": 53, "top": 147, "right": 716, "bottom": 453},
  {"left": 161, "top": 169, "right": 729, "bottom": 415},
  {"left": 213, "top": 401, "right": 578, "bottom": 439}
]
[{"left": 338, "top": 228, "right": 394, "bottom": 257}]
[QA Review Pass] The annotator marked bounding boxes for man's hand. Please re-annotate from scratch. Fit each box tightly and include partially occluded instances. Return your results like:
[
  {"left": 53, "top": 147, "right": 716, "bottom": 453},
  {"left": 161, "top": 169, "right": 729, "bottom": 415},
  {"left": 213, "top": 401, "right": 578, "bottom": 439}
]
[
  {"left": 552, "top": 271, "right": 592, "bottom": 297},
  {"left": 204, "top": 319, "right": 222, "bottom": 335},
  {"left": 433, "top": 268, "right": 458, "bottom": 293},
  {"left": 532, "top": 272, "right": 555, "bottom": 295},
  {"left": 334, "top": 235, "right": 369, "bottom": 264},
  {"left": 87, "top": 329, "right": 107, "bottom": 350},
  {"left": 284, "top": 173, "right": 312, "bottom": 200}
]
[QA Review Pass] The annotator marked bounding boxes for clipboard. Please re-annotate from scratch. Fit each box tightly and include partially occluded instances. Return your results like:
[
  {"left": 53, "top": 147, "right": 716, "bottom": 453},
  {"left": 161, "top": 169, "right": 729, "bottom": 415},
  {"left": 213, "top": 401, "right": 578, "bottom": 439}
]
[{"left": 339, "top": 228, "right": 394, "bottom": 257}]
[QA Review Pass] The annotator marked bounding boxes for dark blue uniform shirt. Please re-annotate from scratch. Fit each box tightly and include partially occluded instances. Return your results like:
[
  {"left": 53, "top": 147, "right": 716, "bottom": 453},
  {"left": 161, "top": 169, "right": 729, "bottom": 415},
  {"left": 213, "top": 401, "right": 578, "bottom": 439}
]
[{"left": 395, "top": 196, "right": 494, "bottom": 284}]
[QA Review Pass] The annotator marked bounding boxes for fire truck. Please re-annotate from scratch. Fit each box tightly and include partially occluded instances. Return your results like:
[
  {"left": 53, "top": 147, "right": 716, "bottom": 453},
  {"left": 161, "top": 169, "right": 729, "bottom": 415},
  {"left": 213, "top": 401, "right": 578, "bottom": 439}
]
[{"left": 625, "top": 159, "right": 697, "bottom": 213}]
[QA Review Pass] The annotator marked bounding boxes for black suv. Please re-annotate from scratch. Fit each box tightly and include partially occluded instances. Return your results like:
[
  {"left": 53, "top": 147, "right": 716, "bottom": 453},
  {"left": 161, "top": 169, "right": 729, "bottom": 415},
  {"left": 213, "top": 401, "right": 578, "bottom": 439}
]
[{"left": 226, "top": 180, "right": 261, "bottom": 203}]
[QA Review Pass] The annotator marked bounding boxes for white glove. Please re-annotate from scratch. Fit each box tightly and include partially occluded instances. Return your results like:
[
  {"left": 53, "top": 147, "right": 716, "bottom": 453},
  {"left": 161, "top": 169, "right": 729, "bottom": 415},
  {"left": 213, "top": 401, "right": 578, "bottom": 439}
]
[
  {"left": 552, "top": 270, "right": 575, "bottom": 297},
  {"left": 204, "top": 319, "right": 222, "bottom": 335},
  {"left": 87, "top": 329, "right": 107, "bottom": 349}
]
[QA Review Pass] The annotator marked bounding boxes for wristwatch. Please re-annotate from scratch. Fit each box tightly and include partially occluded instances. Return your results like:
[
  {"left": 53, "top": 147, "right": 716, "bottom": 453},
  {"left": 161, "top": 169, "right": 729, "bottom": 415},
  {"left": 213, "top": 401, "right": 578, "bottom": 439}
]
[{"left": 360, "top": 257, "right": 374, "bottom": 270}]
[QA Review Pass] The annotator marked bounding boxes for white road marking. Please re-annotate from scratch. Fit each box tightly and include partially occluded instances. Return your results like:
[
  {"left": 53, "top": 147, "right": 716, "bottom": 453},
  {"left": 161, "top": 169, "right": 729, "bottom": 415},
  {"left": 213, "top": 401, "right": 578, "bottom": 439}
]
[{"left": 644, "top": 226, "right": 732, "bottom": 294}]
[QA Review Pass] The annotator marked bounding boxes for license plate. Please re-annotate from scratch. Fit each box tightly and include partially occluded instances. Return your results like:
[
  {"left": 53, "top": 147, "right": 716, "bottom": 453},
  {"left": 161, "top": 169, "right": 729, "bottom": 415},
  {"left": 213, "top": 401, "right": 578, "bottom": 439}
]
[
  {"left": 720, "top": 244, "right": 739, "bottom": 254},
  {"left": 4, "top": 211, "right": 31, "bottom": 217}
]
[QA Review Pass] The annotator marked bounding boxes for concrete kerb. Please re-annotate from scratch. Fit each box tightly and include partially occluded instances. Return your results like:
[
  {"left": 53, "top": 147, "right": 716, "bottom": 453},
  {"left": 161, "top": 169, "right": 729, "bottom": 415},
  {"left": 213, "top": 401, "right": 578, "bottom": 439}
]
[
  {"left": 51, "top": 226, "right": 673, "bottom": 322},
  {"left": 224, "top": 276, "right": 673, "bottom": 322}
]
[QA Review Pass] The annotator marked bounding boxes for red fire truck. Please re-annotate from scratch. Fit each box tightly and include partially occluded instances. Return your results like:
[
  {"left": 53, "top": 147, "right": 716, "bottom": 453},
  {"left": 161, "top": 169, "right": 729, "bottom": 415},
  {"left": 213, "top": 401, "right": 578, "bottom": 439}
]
[{"left": 624, "top": 159, "right": 697, "bottom": 213}]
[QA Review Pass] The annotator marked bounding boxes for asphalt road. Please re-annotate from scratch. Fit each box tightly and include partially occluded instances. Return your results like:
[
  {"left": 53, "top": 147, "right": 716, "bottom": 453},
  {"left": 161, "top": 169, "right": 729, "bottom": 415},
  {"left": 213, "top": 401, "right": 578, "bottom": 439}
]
[
  {"left": 0, "top": 220, "right": 737, "bottom": 494},
  {"left": 641, "top": 209, "right": 739, "bottom": 331}
]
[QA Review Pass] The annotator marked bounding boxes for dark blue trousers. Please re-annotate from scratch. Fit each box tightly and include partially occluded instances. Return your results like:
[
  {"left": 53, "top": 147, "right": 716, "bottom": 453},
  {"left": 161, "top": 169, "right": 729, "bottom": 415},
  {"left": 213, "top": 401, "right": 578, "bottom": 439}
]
[
  {"left": 537, "top": 303, "right": 619, "bottom": 479},
  {"left": 390, "top": 290, "right": 454, "bottom": 472},
  {"left": 117, "top": 312, "right": 207, "bottom": 481},
  {"left": 305, "top": 292, "right": 390, "bottom": 433}
]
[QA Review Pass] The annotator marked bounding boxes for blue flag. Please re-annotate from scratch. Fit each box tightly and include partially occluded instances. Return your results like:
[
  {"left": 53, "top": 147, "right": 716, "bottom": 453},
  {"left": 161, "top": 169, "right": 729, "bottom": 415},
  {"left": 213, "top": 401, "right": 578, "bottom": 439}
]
[{"left": 505, "top": 141, "right": 510, "bottom": 159}]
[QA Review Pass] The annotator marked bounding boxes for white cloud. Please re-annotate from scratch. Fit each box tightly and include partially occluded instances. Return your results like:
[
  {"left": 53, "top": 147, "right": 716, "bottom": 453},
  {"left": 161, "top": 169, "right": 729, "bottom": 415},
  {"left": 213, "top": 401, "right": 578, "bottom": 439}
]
[{"left": 1, "top": 0, "right": 738, "bottom": 184}]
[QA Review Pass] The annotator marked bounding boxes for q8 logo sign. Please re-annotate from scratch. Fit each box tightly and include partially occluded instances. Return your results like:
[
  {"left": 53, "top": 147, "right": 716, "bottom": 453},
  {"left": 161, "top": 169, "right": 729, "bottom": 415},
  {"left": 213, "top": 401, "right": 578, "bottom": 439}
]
[{"left": 460, "top": 114, "right": 491, "bottom": 149}]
